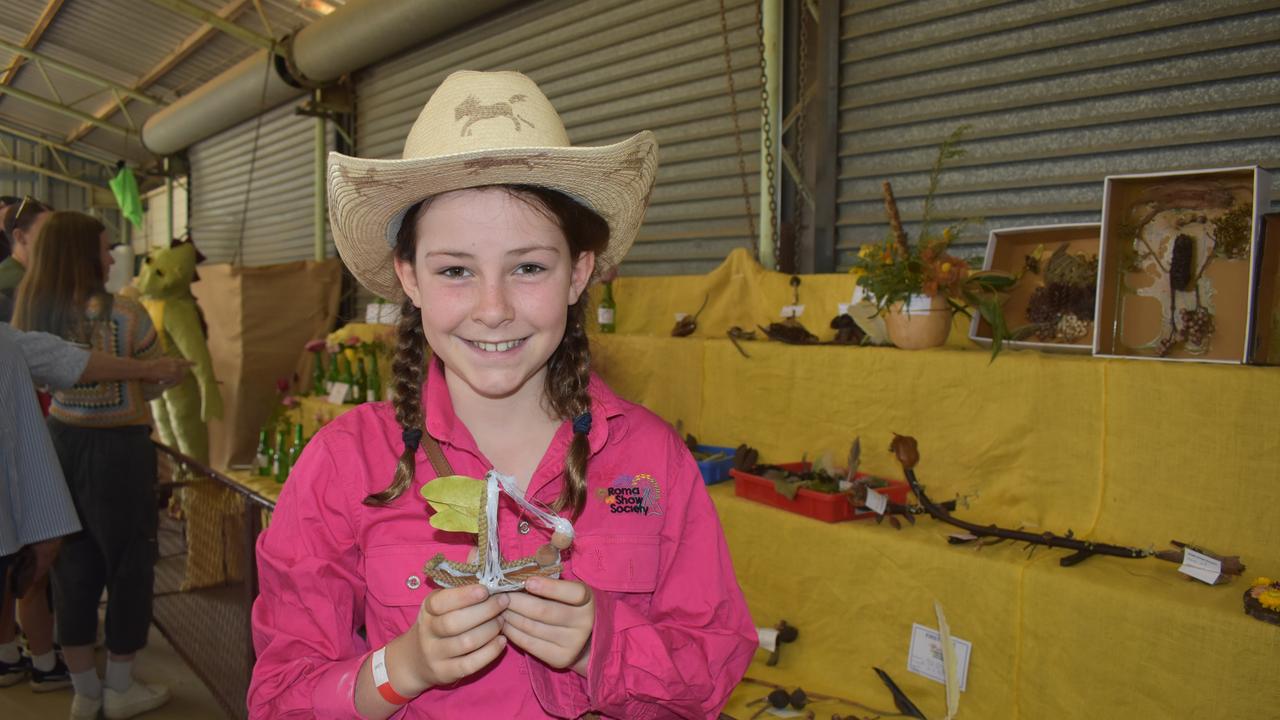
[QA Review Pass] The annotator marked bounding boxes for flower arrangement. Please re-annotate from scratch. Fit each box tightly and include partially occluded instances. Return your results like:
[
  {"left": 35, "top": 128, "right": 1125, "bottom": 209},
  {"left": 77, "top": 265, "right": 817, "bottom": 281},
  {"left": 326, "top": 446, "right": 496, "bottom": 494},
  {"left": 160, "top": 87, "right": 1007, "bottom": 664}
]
[{"left": 849, "top": 126, "right": 1020, "bottom": 357}]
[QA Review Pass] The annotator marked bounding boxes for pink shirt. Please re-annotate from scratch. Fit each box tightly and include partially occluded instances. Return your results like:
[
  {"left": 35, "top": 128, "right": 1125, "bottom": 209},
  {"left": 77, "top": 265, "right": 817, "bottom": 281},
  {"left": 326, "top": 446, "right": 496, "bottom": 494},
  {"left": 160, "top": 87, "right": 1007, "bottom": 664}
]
[{"left": 249, "top": 359, "right": 756, "bottom": 718}]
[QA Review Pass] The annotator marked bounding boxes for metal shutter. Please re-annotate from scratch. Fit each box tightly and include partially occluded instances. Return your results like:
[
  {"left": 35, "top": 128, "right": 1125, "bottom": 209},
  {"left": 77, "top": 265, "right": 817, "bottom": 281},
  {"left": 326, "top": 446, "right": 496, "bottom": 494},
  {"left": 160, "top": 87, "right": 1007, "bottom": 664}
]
[
  {"left": 836, "top": 0, "right": 1280, "bottom": 268},
  {"left": 188, "top": 99, "right": 334, "bottom": 266},
  {"left": 355, "top": 0, "right": 763, "bottom": 276}
]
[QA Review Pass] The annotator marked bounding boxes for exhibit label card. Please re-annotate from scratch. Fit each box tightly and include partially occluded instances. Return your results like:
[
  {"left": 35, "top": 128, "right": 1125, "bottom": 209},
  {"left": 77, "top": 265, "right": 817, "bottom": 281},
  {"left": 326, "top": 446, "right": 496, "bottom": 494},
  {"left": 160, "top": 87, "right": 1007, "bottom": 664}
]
[
  {"left": 326, "top": 382, "right": 351, "bottom": 406},
  {"left": 781, "top": 304, "right": 805, "bottom": 318},
  {"left": 865, "top": 488, "right": 889, "bottom": 515},
  {"left": 756, "top": 627, "right": 778, "bottom": 652},
  {"left": 907, "top": 623, "right": 971, "bottom": 691},
  {"left": 1179, "top": 547, "right": 1222, "bottom": 584}
]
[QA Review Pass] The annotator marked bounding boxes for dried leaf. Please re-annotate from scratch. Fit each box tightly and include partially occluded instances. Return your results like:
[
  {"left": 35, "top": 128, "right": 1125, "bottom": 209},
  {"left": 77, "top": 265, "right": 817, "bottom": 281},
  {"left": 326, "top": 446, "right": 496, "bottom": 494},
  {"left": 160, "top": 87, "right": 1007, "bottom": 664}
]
[
  {"left": 948, "top": 533, "right": 979, "bottom": 545},
  {"left": 889, "top": 516, "right": 902, "bottom": 530},
  {"left": 890, "top": 434, "right": 920, "bottom": 470},
  {"left": 774, "top": 479, "right": 801, "bottom": 501},
  {"left": 420, "top": 475, "right": 484, "bottom": 532},
  {"left": 935, "top": 601, "right": 960, "bottom": 720},
  {"left": 846, "top": 438, "right": 862, "bottom": 483}
]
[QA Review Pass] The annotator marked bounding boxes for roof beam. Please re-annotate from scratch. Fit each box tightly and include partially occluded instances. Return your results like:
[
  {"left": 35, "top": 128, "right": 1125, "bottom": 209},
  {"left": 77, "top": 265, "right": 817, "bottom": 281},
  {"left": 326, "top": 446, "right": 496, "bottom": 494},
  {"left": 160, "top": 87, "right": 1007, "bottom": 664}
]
[
  {"left": 0, "top": 84, "right": 132, "bottom": 136},
  {"left": 0, "top": 0, "right": 65, "bottom": 86},
  {"left": 65, "top": 0, "right": 252, "bottom": 145},
  {"left": 0, "top": 155, "right": 103, "bottom": 191},
  {"left": 144, "top": 0, "right": 278, "bottom": 53},
  {"left": 0, "top": 118, "right": 116, "bottom": 167},
  {"left": 0, "top": 39, "right": 167, "bottom": 106}
]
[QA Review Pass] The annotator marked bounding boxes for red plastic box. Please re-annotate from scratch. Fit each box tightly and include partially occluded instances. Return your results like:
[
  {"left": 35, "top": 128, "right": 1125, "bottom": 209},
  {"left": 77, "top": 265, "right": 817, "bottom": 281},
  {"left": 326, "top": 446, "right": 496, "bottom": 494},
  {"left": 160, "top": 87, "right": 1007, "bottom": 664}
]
[{"left": 730, "top": 462, "right": 911, "bottom": 523}]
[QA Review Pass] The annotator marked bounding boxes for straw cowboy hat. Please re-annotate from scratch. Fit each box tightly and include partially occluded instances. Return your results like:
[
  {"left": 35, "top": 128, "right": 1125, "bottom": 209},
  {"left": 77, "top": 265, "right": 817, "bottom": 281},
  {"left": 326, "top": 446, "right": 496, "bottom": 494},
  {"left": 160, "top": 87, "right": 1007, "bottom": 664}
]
[{"left": 328, "top": 70, "right": 659, "bottom": 301}]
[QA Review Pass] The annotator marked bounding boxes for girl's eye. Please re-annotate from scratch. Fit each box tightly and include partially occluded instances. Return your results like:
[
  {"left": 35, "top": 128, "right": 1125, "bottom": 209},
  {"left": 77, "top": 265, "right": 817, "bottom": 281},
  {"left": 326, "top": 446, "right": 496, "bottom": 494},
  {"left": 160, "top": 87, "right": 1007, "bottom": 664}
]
[
  {"left": 514, "top": 263, "right": 546, "bottom": 275},
  {"left": 439, "top": 266, "right": 469, "bottom": 279}
]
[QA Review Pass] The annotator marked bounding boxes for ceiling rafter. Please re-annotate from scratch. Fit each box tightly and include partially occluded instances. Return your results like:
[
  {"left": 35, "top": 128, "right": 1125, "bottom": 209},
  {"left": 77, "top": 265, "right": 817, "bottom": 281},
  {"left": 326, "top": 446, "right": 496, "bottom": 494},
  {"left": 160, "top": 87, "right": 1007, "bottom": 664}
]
[
  {"left": 145, "top": 0, "right": 278, "bottom": 53},
  {"left": 0, "top": 0, "right": 66, "bottom": 86},
  {"left": 0, "top": 118, "right": 116, "bottom": 167},
  {"left": 0, "top": 84, "right": 132, "bottom": 135},
  {"left": 65, "top": 0, "right": 254, "bottom": 145},
  {"left": 0, "top": 38, "right": 168, "bottom": 107}
]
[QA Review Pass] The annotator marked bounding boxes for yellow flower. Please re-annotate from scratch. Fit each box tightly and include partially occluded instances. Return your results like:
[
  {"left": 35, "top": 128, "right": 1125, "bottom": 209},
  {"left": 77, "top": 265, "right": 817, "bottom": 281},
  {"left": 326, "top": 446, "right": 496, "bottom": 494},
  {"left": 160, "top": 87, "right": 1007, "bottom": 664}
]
[
  {"left": 1260, "top": 589, "right": 1280, "bottom": 611},
  {"left": 858, "top": 244, "right": 879, "bottom": 260},
  {"left": 941, "top": 262, "right": 952, "bottom": 273},
  {"left": 1253, "top": 577, "right": 1275, "bottom": 587}
]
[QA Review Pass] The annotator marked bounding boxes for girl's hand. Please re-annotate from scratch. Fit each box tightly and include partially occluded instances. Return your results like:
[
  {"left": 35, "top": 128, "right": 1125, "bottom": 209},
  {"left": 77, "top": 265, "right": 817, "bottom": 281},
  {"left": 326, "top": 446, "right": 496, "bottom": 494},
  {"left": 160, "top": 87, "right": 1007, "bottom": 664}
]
[
  {"left": 501, "top": 577, "right": 595, "bottom": 674},
  {"left": 396, "top": 584, "right": 510, "bottom": 693}
]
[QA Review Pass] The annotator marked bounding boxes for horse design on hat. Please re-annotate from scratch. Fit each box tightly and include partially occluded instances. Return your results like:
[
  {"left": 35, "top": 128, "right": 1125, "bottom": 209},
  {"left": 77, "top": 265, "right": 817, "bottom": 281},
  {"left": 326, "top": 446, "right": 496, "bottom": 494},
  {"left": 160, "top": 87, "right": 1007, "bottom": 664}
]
[{"left": 455, "top": 93, "right": 535, "bottom": 136}]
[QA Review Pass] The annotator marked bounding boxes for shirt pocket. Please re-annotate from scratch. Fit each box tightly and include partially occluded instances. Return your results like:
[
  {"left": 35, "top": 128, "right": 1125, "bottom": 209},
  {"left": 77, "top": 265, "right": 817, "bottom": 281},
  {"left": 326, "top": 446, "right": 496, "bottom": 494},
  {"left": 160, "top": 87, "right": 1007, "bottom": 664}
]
[
  {"left": 568, "top": 534, "right": 660, "bottom": 593},
  {"left": 363, "top": 543, "right": 460, "bottom": 641}
]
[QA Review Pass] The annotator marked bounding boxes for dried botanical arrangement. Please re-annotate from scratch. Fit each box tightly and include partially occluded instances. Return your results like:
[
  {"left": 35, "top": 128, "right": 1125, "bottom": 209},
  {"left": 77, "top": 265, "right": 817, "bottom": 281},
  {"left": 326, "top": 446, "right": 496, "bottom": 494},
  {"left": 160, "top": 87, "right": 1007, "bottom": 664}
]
[
  {"left": 672, "top": 294, "right": 710, "bottom": 337},
  {"left": 1112, "top": 180, "right": 1254, "bottom": 357},
  {"left": 738, "top": 668, "right": 928, "bottom": 720},
  {"left": 888, "top": 434, "right": 1244, "bottom": 576},
  {"left": 1024, "top": 244, "right": 1099, "bottom": 343},
  {"left": 1244, "top": 577, "right": 1280, "bottom": 625}
]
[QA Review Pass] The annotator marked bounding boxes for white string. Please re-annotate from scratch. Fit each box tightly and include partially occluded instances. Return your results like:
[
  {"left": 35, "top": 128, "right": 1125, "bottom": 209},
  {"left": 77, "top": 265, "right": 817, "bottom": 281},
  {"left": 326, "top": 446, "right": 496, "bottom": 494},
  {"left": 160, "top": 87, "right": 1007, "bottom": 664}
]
[{"left": 476, "top": 470, "right": 575, "bottom": 593}]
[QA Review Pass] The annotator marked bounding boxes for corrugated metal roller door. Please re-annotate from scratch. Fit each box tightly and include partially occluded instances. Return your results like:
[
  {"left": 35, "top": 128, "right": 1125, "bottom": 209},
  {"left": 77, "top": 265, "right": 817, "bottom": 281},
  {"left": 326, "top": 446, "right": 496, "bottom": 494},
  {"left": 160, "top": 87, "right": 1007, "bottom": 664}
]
[
  {"left": 355, "top": 0, "right": 762, "bottom": 276},
  {"left": 189, "top": 99, "right": 333, "bottom": 266},
  {"left": 836, "top": 0, "right": 1280, "bottom": 268}
]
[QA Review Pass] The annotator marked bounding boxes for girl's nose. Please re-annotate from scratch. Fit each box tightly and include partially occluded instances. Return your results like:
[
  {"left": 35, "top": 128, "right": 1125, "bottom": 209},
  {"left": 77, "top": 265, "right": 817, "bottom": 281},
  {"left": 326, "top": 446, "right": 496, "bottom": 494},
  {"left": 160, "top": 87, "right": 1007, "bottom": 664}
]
[{"left": 473, "top": 279, "right": 514, "bottom": 327}]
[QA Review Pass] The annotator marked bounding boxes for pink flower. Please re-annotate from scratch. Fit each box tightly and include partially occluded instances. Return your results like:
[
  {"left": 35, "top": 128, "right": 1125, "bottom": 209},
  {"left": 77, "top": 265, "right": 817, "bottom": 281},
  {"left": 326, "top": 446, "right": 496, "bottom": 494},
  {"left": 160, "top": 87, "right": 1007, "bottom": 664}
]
[
  {"left": 325, "top": 342, "right": 340, "bottom": 355},
  {"left": 282, "top": 395, "right": 299, "bottom": 408},
  {"left": 304, "top": 339, "right": 326, "bottom": 352},
  {"left": 275, "top": 378, "right": 290, "bottom": 394}
]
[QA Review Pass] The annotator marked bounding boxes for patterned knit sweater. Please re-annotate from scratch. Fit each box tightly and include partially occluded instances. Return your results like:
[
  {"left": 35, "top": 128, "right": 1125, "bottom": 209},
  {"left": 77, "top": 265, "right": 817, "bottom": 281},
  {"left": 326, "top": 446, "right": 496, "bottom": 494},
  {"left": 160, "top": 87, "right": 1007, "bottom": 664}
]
[{"left": 51, "top": 295, "right": 162, "bottom": 428}]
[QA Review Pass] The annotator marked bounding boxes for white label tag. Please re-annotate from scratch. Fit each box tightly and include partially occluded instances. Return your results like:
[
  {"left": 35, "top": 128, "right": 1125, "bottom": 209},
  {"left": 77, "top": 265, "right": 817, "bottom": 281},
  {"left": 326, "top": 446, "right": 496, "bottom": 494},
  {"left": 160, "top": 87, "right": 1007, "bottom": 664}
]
[
  {"left": 765, "top": 709, "right": 804, "bottom": 718},
  {"left": 865, "top": 487, "right": 889, "bottom": 515},
  {"left": 1179, "top": 547, "right": 1222, "bottom": 584},
  {"left": 905, "top": 294, "right": 935, "bottom": 314},
  {"left": 597, "top": 307, "right": 615, "bottom": 324},
  {"left": 756, "top": 627, "right": 778, "bottom": 652},
  {"left": 907, "top": 623, "right": 971, "bottom": 691},
  {"left": 326, "top": 382, "right": 350, "bottom": 406},
  {"left": 781, "top": 304, "right": 805, "bottom": 319},
  {"left": 851, "top": 285, "right": 867, "bottom": 304},
  {"left": 674, "top": 312, "right": 688, "bottom": 322},
  {"left": 838, "top": 303, "right": 850, "bottom": 316}
]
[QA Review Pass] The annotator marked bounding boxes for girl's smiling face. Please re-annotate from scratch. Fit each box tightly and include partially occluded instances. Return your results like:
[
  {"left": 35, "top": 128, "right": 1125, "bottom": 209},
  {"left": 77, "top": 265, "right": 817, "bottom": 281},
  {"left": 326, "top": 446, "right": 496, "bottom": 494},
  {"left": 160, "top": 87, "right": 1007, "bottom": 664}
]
[{"left": 393, "top": 187, "right": 595, "bottom": 403}]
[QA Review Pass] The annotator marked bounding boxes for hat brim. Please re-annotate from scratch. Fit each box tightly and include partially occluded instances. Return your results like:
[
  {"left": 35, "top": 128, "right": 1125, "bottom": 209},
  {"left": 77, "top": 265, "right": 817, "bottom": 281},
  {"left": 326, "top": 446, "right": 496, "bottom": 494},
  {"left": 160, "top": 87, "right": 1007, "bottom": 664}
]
[{"left": 328, "top": 130, "right": 657, "bottom": 301}]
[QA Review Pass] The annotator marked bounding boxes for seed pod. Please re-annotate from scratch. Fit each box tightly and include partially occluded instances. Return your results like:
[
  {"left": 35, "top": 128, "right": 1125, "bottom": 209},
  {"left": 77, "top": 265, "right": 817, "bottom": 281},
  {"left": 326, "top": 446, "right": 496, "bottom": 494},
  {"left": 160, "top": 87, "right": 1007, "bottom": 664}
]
[
  {"left": 768, "top": 689, "right": 791, "bottom": 709},
  {"left": 1170, "top": 234, "right": 1195, "bottom": 291},
  {"left": 790, "top": 688, "right": 809, "bottom": 708},
  {"left": 550, "top": 531, "right": 572, "bottom": 550},
  {"left": 535, "top": 544, "right": 558, "bottom": 568}
]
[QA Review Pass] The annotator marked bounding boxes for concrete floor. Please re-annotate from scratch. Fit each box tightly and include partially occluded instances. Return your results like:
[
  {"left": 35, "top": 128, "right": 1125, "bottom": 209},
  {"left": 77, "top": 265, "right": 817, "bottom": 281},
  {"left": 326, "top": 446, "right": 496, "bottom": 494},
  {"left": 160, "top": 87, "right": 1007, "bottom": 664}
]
[{"left": 0, "top": 621, "right": 228, "bottom": 720}]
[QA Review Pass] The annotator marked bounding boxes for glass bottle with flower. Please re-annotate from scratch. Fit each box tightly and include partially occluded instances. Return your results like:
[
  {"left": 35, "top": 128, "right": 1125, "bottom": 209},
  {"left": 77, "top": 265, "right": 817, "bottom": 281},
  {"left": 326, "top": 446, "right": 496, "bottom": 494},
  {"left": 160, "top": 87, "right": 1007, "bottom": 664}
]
[{"left": 849, "top": 126, "right": 1018, "bottom": 357}]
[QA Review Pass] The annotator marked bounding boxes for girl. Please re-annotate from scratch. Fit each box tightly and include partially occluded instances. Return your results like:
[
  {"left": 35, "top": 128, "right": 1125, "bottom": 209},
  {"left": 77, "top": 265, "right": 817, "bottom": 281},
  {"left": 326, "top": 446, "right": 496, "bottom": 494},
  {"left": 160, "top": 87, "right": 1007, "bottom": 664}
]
[
  {"left": 12, "top": 211, "right": 171, "bottom": 720},
  {"left": 249, "top": 71, "right": 757, "bottom": 718}
]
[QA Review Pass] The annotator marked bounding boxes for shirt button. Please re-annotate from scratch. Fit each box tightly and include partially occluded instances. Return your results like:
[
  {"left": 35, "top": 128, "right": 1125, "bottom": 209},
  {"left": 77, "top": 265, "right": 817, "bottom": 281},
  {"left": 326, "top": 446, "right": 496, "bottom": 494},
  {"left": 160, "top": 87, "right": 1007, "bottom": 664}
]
[
  {"left": 406, "top": 575, "right": 421, "bottom": 590},
  {"left": 518, "top": 521, "right": 531, "bottom": 535}
]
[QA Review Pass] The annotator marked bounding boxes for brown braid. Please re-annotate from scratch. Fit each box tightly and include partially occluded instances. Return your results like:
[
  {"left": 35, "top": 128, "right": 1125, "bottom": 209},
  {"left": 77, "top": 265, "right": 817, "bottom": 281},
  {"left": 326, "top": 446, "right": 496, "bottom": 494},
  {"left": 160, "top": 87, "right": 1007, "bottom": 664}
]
[{"left": 365, "top": 188, "right": 608, "bottom": 513}]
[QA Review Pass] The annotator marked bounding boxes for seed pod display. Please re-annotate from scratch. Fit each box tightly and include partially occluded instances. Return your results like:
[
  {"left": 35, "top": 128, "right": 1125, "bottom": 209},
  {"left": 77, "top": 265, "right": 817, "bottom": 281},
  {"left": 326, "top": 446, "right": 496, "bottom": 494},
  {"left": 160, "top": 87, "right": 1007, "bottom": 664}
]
[{"left": 1170, "top": 234, "right": 1195, "bottom": 291}]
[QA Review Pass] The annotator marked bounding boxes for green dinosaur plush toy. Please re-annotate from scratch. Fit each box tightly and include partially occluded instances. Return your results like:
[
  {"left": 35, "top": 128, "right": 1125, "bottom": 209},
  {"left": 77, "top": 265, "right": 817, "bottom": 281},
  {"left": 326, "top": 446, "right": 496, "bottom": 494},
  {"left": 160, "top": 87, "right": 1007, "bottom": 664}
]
[{"left": 133, "top": 239, "right": 223, "bottom": 463}]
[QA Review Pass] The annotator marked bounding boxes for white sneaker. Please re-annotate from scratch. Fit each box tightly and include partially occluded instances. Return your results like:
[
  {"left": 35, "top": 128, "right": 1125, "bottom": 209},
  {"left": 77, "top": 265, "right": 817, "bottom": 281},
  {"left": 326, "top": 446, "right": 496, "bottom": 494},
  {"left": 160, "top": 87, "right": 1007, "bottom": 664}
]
[
  {"left": 103, "top": 681, "right": 170, "bottom": 719},
  {"left": 69, "top": 692, "right": 103, "bottom": 720}
]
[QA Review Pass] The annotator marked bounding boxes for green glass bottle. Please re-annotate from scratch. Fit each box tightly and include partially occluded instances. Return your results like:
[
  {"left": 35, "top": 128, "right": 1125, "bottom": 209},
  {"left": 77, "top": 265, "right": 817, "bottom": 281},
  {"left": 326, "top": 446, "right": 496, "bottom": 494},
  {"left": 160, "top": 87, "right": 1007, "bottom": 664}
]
[
  {"left": 353, "top": 357, "right": 368, "bottom": 404},
  {"left": 311, "top": 351, "right": 327, "bottom": 396},
  {"left": 336, "top": 353, "right": 354, "bottom": 404},
  {"left": 325, "top": 350, "right": 340, "bottom": 393},
  {"left": 287, "top": 423, "right": 304, "bottom": 471},
  {"left": 597, "top": 281, "right": 616, "bottom": 333},
  {"left": 365, "top": 353, "right": 382, "bottom": 403},
  {"left": 272, "top": 428, "right": 289, "bottom": 483},
  {"left": 255, "top": 429, "right": 272, "bottom": 477}
]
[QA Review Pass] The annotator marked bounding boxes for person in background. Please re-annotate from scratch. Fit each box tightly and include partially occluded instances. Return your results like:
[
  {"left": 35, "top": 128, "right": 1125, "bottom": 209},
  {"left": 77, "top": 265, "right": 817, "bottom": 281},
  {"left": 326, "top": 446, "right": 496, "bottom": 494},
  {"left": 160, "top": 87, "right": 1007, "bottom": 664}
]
[
  {"left": 0, "top": 195, "right": 20, "bottom": 262},
  {"left": 13, "top": 211, "right": 172, "bottom": 720},
  {"left": 0, "top": 325, "right": 190, "bottom": 692},
  {"left": 0, "top": 197, "right": 54, "bottom": 323}
]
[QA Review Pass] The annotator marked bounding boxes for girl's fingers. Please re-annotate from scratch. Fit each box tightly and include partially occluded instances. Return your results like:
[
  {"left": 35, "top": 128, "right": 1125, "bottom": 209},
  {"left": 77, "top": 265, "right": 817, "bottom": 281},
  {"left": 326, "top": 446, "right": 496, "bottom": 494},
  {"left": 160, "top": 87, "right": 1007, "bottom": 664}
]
[
  {"left": 431, "top": 592, "right": 510, "bottom": 638},
  {"left": 500, "top": 618, "right": 565, "bottom": 665},
  {"left": 445, "top": 633, "right": 508, "bottom": 681},
  {"left": 505, "top": 590, "right": 586, "bottom": 628},
  {"left": 523, "top": 577, "right": 591, "bottom": 606},
  {"left": 500, "top": 608, "right": 565, "bottom": 643},
  {"left": 424, "top": 584, "right": 490, "bottom": 616},
  {"left": 435, "top": 617, "right": 504, "bottom": 660}
]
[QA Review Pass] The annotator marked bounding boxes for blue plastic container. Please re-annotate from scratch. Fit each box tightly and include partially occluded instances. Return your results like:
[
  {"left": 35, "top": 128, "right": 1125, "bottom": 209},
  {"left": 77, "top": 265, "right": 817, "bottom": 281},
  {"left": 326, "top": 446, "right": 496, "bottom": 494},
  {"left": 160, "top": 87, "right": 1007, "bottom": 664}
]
[{"left": 693, "top": 444, "right": 736, "bottom": 485}]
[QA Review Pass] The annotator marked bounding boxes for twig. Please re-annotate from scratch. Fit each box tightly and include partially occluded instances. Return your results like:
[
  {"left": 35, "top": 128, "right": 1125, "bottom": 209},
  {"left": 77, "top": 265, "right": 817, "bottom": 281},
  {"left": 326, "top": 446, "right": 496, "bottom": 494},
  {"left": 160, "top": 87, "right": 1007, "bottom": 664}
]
[
  {"left": 889, "top": 435, "right": 1148, "bottom": 566},
  {"left": 739, "top": 677, "right": 903, "bottom": 717},
  {"left": 881, "top": 182, "right": 909, "bottom": 254}
]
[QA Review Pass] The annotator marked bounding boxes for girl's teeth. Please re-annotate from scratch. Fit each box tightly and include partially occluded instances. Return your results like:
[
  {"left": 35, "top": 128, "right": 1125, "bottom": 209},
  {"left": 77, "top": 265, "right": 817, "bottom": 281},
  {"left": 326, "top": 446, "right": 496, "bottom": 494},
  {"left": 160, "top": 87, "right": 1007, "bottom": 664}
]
[{"left": 474, "top": 339, "right": 521, "bottom": 352}]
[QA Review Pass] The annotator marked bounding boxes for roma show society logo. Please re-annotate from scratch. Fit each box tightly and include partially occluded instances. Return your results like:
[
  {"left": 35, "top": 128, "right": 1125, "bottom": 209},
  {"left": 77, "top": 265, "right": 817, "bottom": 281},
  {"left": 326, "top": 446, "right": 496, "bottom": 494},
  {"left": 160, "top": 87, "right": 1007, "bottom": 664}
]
[{"left": 598, "top": 473, "right": 664, "bottom": 516}]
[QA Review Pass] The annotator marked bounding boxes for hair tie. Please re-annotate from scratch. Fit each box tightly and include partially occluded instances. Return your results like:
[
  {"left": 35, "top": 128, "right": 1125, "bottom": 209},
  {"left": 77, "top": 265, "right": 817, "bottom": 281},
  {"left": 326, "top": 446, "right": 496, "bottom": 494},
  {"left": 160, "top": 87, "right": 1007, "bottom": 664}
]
[
  {"left": 402, "top": 428, "right": 423, "bottom": 451},
  {"left": 572, "top": 412, "right": 592, "bottom": 435}
]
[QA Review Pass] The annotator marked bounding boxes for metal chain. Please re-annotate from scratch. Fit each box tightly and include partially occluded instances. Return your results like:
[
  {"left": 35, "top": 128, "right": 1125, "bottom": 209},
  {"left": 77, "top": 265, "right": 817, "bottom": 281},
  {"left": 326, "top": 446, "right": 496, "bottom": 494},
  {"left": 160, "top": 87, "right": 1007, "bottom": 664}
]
[
  {"left": 757, "top": 0, "right": 778, "bottom": 268},
  {"left": 792, "top": 6, "right": 808, "bottom": 273},
  {"left": 718, "top": 0, "right": 756, "bottom": 242}
]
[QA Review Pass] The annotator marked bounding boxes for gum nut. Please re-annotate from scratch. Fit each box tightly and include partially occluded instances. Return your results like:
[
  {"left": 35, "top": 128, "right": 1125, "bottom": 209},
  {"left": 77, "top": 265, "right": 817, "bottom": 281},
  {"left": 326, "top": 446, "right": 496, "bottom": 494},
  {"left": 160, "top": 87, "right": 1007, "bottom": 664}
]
[
  {"left": 535, "top": 544, "right": 558, "bottom": 567},
  {"left": 551, "top": 531, "right": 573, "bottom": 550},
  {"left": 777, "top": 622, "right": 799, "bottom": 643},
  {"left": 768, "top": 688, "right": 790, "bottom": 709}
]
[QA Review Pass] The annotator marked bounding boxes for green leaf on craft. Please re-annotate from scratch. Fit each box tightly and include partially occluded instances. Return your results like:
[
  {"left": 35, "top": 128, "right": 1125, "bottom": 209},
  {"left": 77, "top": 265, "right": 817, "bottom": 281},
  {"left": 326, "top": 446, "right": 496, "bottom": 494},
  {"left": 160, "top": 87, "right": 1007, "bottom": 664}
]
[{"left": 420, "top": 475, "right": 484, "bottom": 533}]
